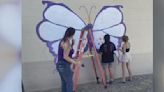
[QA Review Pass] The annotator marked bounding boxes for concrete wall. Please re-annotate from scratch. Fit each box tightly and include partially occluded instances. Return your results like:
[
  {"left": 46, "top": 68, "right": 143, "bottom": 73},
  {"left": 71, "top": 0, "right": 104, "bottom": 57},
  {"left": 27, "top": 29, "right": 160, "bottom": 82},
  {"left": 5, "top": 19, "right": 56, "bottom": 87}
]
[
  {"left": 154, "top": 0, "right": 164, "bottom": 92},
  {"left": 22, "top": 0, "right": 153, "bottom": 92},
  {"left": 0, "top": 0, "right": 21, "bottom": 92},
  {"left": 0, "top": 0, "right": 20, "bottom": 81}
]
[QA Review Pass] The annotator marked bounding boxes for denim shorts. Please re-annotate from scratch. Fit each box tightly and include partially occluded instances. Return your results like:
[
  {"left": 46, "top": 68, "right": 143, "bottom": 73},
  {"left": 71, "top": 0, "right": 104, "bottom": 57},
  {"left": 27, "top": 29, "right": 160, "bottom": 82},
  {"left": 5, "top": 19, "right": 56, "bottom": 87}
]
[{"left": 102, "top": 62, "right": 113, "bottom": 69}]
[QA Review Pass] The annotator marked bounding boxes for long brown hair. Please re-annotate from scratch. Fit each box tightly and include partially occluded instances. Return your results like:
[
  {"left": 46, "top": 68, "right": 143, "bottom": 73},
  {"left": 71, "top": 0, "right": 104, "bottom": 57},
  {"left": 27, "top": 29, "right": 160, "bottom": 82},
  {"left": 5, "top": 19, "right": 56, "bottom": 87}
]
[
  {"left": 122, "top": 35, "right": 129, "bottom": 42},
  {"left": 62, "top": 27, "right": 75, "bottom": 42}
]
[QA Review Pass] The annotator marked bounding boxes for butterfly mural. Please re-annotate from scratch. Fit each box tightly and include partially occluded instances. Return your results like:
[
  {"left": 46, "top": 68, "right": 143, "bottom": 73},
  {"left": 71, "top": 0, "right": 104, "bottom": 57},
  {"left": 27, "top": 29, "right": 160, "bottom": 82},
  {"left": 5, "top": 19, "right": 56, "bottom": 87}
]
[{"left": 36, "top": 0, "right": 126, "bottom": 62}]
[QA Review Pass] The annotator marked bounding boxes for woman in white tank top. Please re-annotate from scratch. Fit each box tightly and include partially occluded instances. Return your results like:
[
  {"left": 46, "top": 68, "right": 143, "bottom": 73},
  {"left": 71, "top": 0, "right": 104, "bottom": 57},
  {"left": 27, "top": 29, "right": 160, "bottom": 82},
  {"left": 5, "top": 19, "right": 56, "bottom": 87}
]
[{"left": 119, "top": 35, "right": 133, "bottom": 83}]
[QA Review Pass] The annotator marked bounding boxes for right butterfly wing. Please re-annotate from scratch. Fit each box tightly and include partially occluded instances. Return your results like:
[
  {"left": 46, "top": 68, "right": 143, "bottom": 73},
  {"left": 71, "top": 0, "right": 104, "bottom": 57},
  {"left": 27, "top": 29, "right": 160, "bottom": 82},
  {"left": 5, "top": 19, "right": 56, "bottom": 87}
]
[
  {"left": 92, "top": 5, "right": 125, "bottom": 49},
  {"left": 93, "top": 6, "right": 123, "bottom": 30},
  {"left": 36, "top": 1, "right": 86, "bottom": 56}
]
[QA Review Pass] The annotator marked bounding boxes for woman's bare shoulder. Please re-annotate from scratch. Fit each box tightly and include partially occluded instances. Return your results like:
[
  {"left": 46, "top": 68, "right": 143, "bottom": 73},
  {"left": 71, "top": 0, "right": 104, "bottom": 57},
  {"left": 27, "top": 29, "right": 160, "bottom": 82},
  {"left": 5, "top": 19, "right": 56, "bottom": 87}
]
[
  {"left": 62, "top": 40, "right": 71, "bottom": 49},
  {"left": 61, "top": 40, "right": 67, "bottom": 48}
]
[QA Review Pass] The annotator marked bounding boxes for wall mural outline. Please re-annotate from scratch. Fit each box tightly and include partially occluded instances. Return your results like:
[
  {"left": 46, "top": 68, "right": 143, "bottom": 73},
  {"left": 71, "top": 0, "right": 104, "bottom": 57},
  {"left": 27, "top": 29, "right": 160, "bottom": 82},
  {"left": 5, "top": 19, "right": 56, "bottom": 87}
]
[{"left": 36, "top": 0, "right": 126, "bottom": 62}]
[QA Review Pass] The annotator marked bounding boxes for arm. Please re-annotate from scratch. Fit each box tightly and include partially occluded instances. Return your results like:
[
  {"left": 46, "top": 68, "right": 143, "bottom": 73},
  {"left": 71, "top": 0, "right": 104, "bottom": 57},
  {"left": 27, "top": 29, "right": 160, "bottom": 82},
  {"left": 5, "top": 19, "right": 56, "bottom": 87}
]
[
  {"left": 71, "top": 39, "right": 75, "bottom": 48},
  {"left": 99, "top": 52, "right": 102, "bottom": 60},
  {"left": 99, "top": 44, "right": 103, "bottom": 54},
  {"left": 122, "top": 43, "right": 126, "bottom": 54},
  {"left": 114, "top": 52, "right": 120, "bottom": 64},
  {"left": 62, "top": 41, "right": 77, "bottom": 64},
  {"left": 98, "top": 44, "right": 103, "bottom": 60},
  {"left": 113, "top": 44, "right": 120, "bottom": 63}
]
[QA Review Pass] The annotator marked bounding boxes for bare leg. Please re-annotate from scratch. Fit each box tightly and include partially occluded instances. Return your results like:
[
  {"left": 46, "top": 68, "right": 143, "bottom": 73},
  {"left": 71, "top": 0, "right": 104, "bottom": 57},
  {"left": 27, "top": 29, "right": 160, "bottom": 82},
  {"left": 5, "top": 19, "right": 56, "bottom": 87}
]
[
  {"left": 108, "top": 64, "right": 114, "bottom": 82},
  {"left": 122, "top": 62, "right": 126, "bottom": 82},
  {"left": 103, "top": 67, "right": 107, "bottom": 83},
  {"left": 126, "top": 62, "right": 132, "bottom": 80}
]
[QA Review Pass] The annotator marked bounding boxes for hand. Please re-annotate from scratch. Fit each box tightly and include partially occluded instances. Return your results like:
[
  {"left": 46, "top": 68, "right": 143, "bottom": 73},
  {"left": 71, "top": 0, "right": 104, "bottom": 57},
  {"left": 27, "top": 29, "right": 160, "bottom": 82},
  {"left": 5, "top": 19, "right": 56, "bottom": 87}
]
[
  {"left": 73, "top": 59, "right": 80, "bottom": 65},
  {"left": 116, "top": 57, "right": 120, "bottom": 64},
  {"left": 71, "top": 64, "right": 75, "bottom": 72},
  {"left": 118, "top": 60, "right": 122, "bottom": 65},
  {"left": 72, "top": 55, "right": 78, "bottom": 59}
]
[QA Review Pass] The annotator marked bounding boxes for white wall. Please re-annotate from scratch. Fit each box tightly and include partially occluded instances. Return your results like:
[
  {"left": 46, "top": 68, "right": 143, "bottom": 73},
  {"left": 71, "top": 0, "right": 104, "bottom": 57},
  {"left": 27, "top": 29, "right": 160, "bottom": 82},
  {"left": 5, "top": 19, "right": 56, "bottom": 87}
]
[
  {"left": 0, "top": 0, "right": 21, "bottom": 92},
  {"left": 22, "top": 0, "right": 153, "bottom": 91}
]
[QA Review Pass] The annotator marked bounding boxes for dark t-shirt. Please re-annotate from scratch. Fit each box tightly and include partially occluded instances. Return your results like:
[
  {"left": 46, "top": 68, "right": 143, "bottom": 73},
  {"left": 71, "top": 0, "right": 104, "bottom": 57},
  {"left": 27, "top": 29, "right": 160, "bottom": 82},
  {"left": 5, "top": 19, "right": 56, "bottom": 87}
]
[{"left": 99, "top": 42, "right": 116, "bottom": 63}]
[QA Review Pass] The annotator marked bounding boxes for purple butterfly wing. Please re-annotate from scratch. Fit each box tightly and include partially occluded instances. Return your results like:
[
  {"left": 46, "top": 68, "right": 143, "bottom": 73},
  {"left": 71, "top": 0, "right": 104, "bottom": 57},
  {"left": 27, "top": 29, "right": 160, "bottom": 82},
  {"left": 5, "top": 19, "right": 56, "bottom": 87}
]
[
  {"left": 92, "top": 5, "right": 126, "bottom": 49},
  {"left": 36, "top": 1, "right": 86, "bottom": 57}
]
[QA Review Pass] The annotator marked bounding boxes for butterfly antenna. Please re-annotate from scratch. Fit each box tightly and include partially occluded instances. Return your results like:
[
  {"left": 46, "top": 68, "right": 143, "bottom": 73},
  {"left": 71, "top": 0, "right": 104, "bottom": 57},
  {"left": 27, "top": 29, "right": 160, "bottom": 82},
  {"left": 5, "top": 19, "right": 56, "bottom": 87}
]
[
  {"left": 88, "top": 6, "right": 96, "bottom": 23},
  {"left": 79, "top": 6, "right": 90, "bottom": 23}
]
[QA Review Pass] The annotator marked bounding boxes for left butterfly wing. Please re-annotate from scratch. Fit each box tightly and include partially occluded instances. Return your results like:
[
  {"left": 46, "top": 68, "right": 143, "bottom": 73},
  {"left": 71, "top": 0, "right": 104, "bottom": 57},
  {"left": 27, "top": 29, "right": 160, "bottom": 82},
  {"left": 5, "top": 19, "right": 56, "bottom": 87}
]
[
  {"left": 43, "top": 1, "right": 86, "bottom": 30},
  {"left": 36, "top": 1, "right": 86, "bottom": 56},
  {"left": 92, "top": 5, "right": 126, "bottom": 49}
]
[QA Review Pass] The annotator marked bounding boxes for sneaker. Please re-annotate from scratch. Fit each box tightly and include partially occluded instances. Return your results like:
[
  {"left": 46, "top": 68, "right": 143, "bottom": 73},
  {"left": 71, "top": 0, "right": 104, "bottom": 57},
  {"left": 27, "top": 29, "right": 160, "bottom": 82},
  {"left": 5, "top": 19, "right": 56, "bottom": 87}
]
[
  {"left": 109, "top": 80, "right": 113, "bottom": 84},
  {"left": 127, "top": 77, "right": 132, "bottom": 81},
  {"left": 122, "top": 81, "right": 126, "bottom": 83},
  {"left": 104, "top": 85, "right": 107, "bottom": 89},
  {"left": 122, "top": 79, "right": 126, "bottom": 83}
]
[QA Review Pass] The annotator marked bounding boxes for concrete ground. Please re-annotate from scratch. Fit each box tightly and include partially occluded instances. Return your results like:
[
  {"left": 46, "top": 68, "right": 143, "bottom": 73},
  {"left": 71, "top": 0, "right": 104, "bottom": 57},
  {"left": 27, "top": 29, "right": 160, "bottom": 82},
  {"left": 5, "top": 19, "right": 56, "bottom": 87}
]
[{"left": 34, "top": 74, "right": 153, "bottom": 92}]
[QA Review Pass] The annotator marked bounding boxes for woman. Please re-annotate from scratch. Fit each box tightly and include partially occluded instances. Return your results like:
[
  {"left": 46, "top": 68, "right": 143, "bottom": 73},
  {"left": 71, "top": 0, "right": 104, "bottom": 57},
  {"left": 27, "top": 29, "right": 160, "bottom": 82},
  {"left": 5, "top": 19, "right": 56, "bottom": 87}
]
[
  {"left": 56, "top": 27, "right": 78, "bottom": 92},
  {"left": 119, "top": 35, "right": 133, "bottom": 83},
  {"left": 99, "top": 34, "right": 116, "bottom": 84}
]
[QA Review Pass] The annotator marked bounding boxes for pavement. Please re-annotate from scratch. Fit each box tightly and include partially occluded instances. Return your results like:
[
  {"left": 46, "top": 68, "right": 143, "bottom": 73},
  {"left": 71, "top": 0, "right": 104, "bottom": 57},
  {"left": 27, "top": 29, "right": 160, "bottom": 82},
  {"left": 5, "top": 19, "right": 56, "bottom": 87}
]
[{"left": 35, "top": 74, "right": 153, "bottom": 92}]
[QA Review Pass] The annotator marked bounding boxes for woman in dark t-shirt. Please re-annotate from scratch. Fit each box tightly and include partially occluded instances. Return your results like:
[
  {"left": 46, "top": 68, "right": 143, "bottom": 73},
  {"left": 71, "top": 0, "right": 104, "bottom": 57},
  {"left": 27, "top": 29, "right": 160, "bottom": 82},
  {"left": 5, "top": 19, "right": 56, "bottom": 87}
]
[{"left": 99, "top": 34, "right": 116, "bottom": 84}]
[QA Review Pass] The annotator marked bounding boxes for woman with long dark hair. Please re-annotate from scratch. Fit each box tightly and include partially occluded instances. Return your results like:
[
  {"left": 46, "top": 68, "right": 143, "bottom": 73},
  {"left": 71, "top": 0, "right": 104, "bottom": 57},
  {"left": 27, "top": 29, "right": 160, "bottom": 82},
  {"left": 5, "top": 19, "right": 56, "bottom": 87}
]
[{"left": 56, "top": 27, "right": 78, "bottom": 92}]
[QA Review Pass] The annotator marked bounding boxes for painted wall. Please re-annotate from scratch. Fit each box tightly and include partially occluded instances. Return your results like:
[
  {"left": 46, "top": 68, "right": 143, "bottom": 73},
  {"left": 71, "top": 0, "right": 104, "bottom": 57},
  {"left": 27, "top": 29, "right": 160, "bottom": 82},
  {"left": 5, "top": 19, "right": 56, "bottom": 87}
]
[{"left": 22, "top": 0, "right": 153, "bottom": 91}]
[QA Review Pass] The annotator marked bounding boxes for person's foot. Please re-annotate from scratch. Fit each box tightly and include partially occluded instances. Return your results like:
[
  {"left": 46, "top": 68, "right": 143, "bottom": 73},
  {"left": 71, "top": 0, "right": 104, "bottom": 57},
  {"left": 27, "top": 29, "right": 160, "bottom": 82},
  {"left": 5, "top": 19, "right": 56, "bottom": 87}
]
[
  {"left": 104, "top": 85, "right": 107, "bottom": 89},
  {"left": 127, "top": 77, "right": 132, "bottom": 81},
  {"left": 122, "top": 81, "right": 126, "bottom": 83},
  {"left": 122, "top": 79, "right": 126, "bottom": 83},
  {"left": 108, "top": 80, "right": 113, "bottom": 84}
]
